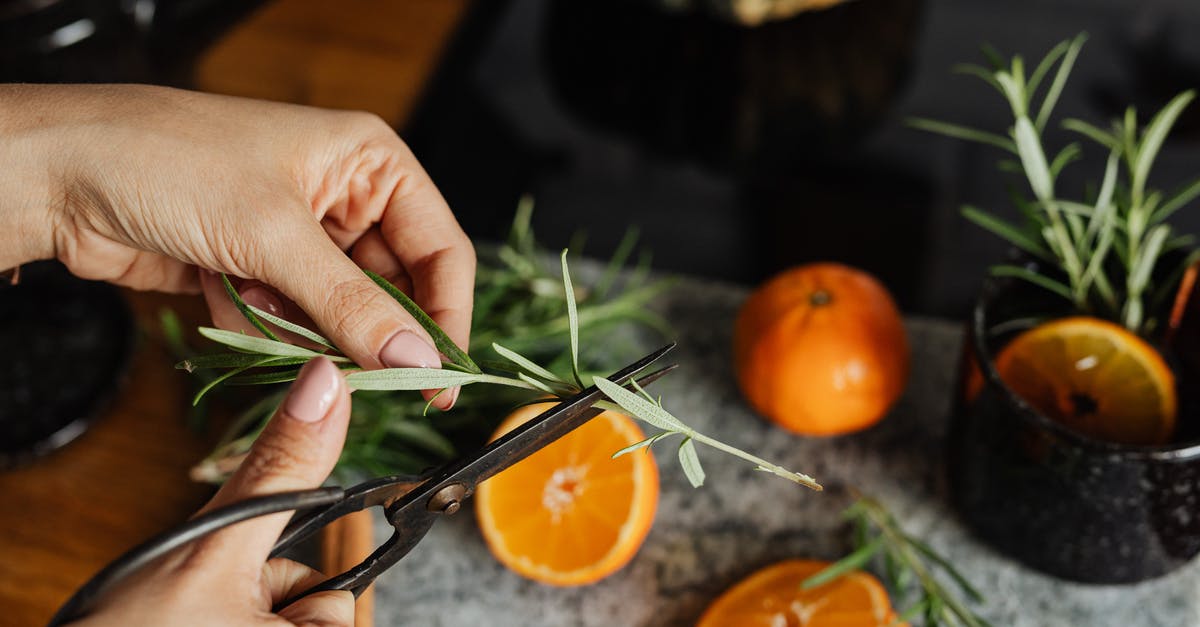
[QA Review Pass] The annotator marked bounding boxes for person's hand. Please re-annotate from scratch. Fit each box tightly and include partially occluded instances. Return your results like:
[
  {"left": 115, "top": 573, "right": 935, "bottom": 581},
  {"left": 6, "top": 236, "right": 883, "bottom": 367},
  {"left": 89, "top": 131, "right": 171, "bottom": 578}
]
[
  {"left": 0, "top": 84, "right": 474, "bottom": 408},
  {"left": 74, "top": 357, "right": 354, "bottom": 626}
]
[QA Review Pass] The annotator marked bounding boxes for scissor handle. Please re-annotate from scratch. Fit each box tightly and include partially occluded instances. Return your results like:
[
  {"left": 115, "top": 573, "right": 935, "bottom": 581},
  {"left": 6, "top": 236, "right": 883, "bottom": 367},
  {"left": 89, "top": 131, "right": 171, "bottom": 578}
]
[{"left": 48, "top": 487, "right": 343, "bottom": 627}]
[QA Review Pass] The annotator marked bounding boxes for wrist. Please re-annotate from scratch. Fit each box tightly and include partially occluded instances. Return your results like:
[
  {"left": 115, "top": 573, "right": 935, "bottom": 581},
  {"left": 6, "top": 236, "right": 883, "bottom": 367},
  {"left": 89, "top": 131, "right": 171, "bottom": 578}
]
[{"left": 0, "top": 84, "right": 65, "bottom": 270}]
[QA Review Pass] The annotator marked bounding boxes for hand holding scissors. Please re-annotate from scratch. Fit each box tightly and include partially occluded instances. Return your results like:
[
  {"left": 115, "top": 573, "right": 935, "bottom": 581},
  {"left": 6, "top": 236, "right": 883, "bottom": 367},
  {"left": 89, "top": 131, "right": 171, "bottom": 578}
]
[{"left": 51, "top": 345, "right": 674, "bottom": 626}]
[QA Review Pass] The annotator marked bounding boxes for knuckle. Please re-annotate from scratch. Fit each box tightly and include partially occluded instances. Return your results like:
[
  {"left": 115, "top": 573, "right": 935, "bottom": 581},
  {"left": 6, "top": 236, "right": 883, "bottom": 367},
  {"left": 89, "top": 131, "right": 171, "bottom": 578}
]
[
  {"left": 323, "top": 278, "right": 399, "bottom": 341},
  {"left": 241, "top": 433, "right": 306, "bottom": 487}
]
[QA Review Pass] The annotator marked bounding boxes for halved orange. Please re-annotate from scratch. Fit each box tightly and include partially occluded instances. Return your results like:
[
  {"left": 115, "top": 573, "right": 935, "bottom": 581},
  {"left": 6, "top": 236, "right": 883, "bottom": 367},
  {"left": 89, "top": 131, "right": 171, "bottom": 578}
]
[
  {"left": 698, "top": 559, "right": 903, "bottom": 627},
  {"left": 475, "top": 402, "right": 659, "bottom": 586},
  {"left": 994, "top": 316, "right": 1177, "bottom": 445}
]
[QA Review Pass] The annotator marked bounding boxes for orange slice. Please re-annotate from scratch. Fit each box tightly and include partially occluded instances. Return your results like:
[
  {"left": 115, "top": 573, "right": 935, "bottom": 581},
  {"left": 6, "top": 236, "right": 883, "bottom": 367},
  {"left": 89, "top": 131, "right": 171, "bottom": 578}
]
[
  {"left": 994, "top": 316, "right": 1177, "bottom": 445},
  {"left": 475, "top": 402, "right": 659, "bottom": 586},
  {"left": 698, "top": 559, "right": 903, "bottom": 627}
]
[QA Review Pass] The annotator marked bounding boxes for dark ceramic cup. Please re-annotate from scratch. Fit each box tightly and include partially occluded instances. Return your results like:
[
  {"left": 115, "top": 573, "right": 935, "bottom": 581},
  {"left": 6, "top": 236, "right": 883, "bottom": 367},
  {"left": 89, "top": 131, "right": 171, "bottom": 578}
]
[{"left": 949, "top": 274, "right": 1200, "bottom": 584}]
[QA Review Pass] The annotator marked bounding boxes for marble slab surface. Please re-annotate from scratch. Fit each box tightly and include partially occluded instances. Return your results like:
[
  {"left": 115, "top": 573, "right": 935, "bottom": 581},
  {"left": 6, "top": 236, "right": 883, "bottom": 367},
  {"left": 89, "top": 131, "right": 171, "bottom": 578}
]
[{"left": 371, "top": 274, "right": 1200, "bottom": 626}]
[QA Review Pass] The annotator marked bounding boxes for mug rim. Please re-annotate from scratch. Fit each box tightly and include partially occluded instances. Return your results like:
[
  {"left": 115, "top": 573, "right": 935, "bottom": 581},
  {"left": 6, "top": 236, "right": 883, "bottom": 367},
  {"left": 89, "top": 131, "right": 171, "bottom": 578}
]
[{"left": 973, "top": 273, "right": 1200, "bottom": 462}]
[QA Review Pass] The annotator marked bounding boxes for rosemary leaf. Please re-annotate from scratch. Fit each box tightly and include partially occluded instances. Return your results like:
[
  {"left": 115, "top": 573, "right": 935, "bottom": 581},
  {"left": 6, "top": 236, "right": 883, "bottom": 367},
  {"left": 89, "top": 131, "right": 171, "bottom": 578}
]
[
  {"left": 492, "top": 342, "right": 564, "bottom": 383},
  {"left": 961, "top": 206, "right": 1050, "bottom": 261},
  {"left": 245, "top": 304, "right": 336, "bottom": 351},
  {"left": 1062, "top": 118, "right": 1120, "bottom": 150},
  {"left": 561, "top": 250, "right": 584, "bottom": 388},
  {"left": 1153, "top": 177, "right": 1200, "bottom": 224},
  {"left": 1132, "top": 90, "right": 1196, "bottom": 195},
  {"left": 801, "top": 537, "right": 884, "bottom": 590},
  {"left": 178, "top": 353, "right": 309, "bottom": 371},
  {"left": 221, "top": 274, "right": 280, "bottom": 342},
  {"left": 677, "top": 437, "right": 705, "bottom": 488},
  {"left": 990, "top": 264, "right": 1073, "bottom": 300},
  {"left": 344, "top": 368, "right": 485, "bottom": 391},
  {"left": 1034, "top": 33, "right": 1086, "bottom": 131},
  {"left": 198, "top": 327, "right": 328, "bottom": 359},
  {"left": 365, "top": 270, "right": 481, "bottom": 374},
  {"left": 906, "top": 118, "right": 1017, "bottom": 154},
  {"left": 1013, "top": 116, "right": 1053, "bottom": 201},
  {"left": 594, "top": 377, "right": 686, "bottom": 431}
]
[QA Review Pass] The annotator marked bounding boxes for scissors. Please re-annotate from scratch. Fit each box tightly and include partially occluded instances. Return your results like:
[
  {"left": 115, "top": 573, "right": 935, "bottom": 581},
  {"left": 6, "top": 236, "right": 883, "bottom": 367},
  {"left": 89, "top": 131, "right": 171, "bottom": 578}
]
[{"left": 48, "top": 343, "right": 676, "bottom": 626}]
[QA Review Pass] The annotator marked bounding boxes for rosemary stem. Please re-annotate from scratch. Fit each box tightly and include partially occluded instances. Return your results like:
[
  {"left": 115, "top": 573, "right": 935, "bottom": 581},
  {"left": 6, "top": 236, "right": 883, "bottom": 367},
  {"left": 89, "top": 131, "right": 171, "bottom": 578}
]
[
  {"left": 861, "top": 499, "right": 983, "bottom": 627},
  {"left": 687, "top": 429, "right": 823, "bottom": 491}
]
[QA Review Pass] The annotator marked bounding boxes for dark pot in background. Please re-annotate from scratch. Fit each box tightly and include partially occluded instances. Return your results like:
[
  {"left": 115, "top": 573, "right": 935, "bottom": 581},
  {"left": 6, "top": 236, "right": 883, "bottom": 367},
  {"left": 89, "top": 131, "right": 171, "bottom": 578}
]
[
  {"left": 949, "top": 269, "right": 1200, "bottom": 584},
  {"left": 542, "top": 0, "right": 922, "bottom": 171},
  {"left": 0, "top": 262, "right": 135, "bottom": 468}
]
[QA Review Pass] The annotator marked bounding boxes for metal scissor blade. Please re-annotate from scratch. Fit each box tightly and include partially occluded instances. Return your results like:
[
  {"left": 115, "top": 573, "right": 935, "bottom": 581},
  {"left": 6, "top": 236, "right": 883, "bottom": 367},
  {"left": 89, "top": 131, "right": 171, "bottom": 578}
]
[{"left": 424, "top": 342, "right": 676, "bottom": 494}]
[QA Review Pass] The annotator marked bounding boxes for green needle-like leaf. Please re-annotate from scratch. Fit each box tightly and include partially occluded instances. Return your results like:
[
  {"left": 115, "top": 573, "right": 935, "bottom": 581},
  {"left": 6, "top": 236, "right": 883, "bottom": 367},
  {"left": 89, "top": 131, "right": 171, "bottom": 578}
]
[
  {"left": 990, "top": 264, "right": 1073, "bottom": 300},
  {"left": 801, "top": 537, "right": 885, "bottom": 589},
  {"left": 1034, "top": 32, "right": 1086, "bottom": 131},
  {"left": 365, "top": 270, "right": 480, "bottom": 374},
  {"left": 245, "top": 304, "right": 336, "bottom": 351},
  {"left": 906, "top": 118, "right": 1017, "bottom": 154},
  {"left": 677, "top": 437, "right": 705, "bottom": 488},
  {"left": 345, "top": 368, "right": 485, "bottom": 391},
  {"left": 1133, "top": 90, "right": 1196, "bottom": 195},
  {"left": 221, "top": 274, "right": 281, "bottom": 342},
  {"left": 198, "top": 328, "right": 327, "bottom": 359},
  {"left": 594, "top": 377, "right": 687, "bottom": 431},
  {"left": 561, "top": 250, "right": 584, "bottom": 388},
  {"left": 492, "top": 342, "right": 563, "bottom": 383},
  {"left": 961, "top": 206, "right": 1050, "bottom": 260}
]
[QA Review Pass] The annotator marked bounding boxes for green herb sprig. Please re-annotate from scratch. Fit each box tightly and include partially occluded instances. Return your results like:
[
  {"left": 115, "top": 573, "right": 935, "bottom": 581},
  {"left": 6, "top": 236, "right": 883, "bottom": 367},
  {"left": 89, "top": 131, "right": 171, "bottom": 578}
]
[
  {"left": 910, "top": 33, "right": 1200, "bottom": 335},
  {"left": 181, "top": 238, "right": 820, "bottom": 491},
  {"left": 804, "top": 495, "right": 989, "bottom": 627}
]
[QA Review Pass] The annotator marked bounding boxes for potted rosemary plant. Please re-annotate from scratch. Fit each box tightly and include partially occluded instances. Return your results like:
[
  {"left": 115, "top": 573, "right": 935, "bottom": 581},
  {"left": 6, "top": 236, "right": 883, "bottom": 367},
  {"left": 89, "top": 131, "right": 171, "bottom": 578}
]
[{"left": 913, "top": 34, "right": 1200, "bottom": 583}]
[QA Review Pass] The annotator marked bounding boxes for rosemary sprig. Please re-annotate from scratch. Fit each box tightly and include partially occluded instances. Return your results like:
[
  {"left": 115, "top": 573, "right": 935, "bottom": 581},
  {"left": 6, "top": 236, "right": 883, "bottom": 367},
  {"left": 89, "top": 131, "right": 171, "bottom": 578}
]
[
  {"left": 181, "top": 237, "right": 820, "bottom": 491},
  {"left": 910, "top": 33, "right": 1200, "bottom": 335},
  {"left": 804, "top": 495, "right": 989, "bottom": 627}
]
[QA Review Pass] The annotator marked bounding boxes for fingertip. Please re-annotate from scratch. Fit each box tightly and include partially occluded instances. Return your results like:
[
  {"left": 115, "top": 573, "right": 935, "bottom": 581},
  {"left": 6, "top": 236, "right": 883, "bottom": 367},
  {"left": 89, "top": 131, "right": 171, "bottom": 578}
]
[
  {"left": 380, "top": 330, "right": 442, "bottom": 369},
  {"left": 282, "top": 357, "right": 343, "bottom": 423}
]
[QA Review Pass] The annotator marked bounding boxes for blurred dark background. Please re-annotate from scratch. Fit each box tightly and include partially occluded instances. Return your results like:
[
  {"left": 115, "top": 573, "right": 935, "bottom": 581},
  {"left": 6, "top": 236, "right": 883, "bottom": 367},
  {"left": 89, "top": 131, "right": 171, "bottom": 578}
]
[{"left": 5, "top": 0, "right": 1200, "bottom": 318}]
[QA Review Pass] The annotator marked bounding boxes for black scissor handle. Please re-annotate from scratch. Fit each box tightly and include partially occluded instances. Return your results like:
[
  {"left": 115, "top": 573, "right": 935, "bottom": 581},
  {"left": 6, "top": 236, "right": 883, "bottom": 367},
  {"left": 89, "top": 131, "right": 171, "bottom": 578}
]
[{"left": 48, "top": 487, "right": 343, "bottom": 627}]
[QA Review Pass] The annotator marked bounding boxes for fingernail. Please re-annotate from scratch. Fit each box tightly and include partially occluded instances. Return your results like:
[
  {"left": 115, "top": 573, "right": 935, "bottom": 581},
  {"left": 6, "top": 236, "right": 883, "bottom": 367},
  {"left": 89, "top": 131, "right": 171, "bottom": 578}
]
[
  {"left": 443, "top": 387, "right": 460, "bottom": 409},
  {"left": 241, "top": 286, "right": 284, "bottom": 316},
  {"left": 284, "top": 358, "right": 340, "bottom": 423},
  {"left": 381, "top": 331, "right": 441, "bottom": 368}
]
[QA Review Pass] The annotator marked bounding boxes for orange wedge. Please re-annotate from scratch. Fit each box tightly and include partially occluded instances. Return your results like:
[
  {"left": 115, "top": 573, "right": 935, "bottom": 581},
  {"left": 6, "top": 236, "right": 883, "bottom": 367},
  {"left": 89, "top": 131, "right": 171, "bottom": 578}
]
[
  {"left": 994, "top": 316, "right": 1177, "bottom": 445},
  {"left": 475, "top": 402, "right": 659, "bottom": 586},
  {"left": 698, "top": 559, "right": 904, "bottom": 627}
]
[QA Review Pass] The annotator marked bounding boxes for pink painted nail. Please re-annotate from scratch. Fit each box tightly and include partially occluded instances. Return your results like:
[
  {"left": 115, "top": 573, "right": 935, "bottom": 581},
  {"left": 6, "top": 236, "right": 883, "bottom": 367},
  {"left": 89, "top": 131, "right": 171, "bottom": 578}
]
[
  {"left": 241, "top": 286, "right": 284, "bottom": 316},
  {"left": 380, "top": 331, "right": 441, "bottom": 369},
  {"left": 283, "top": 358, "right": 340, "bottom": 423}
]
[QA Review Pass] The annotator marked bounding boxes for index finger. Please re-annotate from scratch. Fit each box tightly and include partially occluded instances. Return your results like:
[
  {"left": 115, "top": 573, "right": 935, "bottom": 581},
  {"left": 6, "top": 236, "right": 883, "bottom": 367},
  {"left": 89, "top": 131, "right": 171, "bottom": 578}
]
[{"left": 378, "top": 154, "right": 476, "bottom": 353}]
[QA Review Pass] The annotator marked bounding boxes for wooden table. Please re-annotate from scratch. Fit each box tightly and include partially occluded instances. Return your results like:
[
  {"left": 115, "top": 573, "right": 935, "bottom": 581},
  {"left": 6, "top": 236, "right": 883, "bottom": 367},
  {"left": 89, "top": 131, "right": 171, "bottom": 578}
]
[{"left": 0, "top": 1, "right": 470, "bottom": 623}]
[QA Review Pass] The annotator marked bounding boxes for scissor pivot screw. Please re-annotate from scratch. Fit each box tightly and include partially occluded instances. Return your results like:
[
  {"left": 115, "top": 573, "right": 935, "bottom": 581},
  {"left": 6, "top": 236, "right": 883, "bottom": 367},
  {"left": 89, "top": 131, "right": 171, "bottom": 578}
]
[{"left": 428, "top": 483, "right": 467, "bottom": 515}]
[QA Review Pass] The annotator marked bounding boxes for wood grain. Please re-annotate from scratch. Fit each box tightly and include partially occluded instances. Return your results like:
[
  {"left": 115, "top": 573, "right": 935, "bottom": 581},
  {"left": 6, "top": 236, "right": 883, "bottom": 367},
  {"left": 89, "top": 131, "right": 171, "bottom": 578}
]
[
  {"left": 321, "top": 510, "right": 376, "bottom": 627},
  {"left": 0, "top": 291, "right": 225, "bottom": 627},
  {"left": 195, "top": 0, "right": 469, "bottom": 126}
]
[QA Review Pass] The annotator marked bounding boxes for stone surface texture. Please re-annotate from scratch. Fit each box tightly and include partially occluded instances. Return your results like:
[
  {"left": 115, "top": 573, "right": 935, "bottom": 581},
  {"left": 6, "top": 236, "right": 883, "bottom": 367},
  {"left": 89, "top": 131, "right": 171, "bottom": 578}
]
[{"left": 372, "top": 274, "right": 1200, "bottom": 626}]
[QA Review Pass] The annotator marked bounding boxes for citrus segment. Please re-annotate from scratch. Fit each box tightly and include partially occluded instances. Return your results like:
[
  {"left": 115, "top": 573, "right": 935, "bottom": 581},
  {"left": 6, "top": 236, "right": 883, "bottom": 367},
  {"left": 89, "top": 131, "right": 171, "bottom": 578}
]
[
  {"left": 475, "top": 402, "right": 659, "bottom": 585},
  {"left": 994, "top": 316, "right": 1176, "bottom": 445},
  {"left": 698, "top": 559, "right": 903, "bottom": 627}
]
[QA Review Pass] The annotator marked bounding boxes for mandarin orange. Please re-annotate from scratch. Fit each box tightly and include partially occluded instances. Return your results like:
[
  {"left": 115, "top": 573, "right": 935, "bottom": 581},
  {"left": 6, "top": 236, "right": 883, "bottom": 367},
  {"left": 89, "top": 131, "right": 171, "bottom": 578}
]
[{"left": 734, "top": 263, "right": 909, "bottom": 435}]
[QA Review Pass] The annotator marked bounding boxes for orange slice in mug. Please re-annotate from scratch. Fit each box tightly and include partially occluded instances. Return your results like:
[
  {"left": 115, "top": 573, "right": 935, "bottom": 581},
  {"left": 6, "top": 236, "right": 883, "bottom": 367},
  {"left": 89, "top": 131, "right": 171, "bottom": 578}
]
[{"left": 994, "top": 316, "right": 1177, "bottom": 445}]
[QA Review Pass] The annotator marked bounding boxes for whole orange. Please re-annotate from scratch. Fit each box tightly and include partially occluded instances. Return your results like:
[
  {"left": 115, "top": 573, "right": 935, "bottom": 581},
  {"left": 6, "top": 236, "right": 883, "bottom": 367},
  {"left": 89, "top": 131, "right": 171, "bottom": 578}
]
[{"left": 734, "top": 263, "right": 909, "bottom": 435}]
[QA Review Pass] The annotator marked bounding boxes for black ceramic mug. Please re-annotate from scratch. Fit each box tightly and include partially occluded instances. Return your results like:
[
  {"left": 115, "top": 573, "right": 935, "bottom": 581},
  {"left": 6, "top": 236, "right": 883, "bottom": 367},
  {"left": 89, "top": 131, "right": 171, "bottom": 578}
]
[{"left": 949, "top": 273, "right": 1200, "bottom": 584}]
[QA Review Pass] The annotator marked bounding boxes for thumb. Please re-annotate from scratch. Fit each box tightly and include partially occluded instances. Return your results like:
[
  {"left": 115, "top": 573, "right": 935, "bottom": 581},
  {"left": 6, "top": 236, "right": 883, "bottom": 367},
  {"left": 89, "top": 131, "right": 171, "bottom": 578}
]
[
  {"left": 197, "top": 357, "right": 351, "bottom": 568},
  {"left": 257, "top": 219, "right": 444, "bottom": 372}
]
